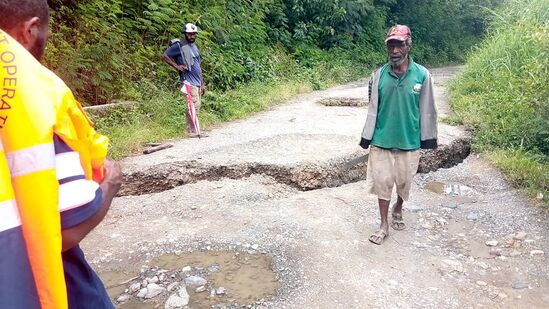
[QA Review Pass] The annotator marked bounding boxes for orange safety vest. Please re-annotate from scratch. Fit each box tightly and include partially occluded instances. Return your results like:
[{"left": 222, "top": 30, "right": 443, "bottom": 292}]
[{"left": 0, "top": 29, "right": 108, "bottom": 309}]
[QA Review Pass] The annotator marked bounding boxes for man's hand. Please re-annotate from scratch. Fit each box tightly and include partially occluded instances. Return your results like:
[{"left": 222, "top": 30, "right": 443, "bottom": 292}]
[
  {"left": 101, "top": 159, "right": 122, "bottom": 196},
  {"left": 176, "top": 64, "right": 188, "bottom": 72}
]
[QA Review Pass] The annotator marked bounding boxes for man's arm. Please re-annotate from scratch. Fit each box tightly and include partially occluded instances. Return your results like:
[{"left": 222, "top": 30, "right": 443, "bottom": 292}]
[
  {"left": 61, "top": 159, "right": 122, "bottom": 251},
  {"left": 162, "top": 51, "right": 187, "bottom": 72}
]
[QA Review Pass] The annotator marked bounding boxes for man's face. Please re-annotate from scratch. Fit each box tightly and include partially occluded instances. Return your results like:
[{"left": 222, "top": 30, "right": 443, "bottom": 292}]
[
  {"left": 386, "top": 39, "right": 411, "bottom": 66},
  {"left": 185, "top": 32, "right": 197, "bottom": 43},
  {"left": 28, "top": 24, "right": 48, "bottom": 61}
]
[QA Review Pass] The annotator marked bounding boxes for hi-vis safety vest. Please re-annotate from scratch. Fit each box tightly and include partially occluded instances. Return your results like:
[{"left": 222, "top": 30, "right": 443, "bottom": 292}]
[{"left": 0, "top": 29, "right": 108, "bottom": 309}]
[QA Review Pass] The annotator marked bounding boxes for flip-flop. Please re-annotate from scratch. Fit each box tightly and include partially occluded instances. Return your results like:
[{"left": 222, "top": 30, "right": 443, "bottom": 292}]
[
  {"left": 368, "top": 229, "right": 388, "bottom": 245},
  {"left": 391, "top": 213, "right": 406, "bottom": 231}
]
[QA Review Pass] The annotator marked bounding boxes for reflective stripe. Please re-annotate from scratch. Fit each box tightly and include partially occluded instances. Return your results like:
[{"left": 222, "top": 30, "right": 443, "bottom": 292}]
[
  {"left": 6, "top": 143, "right": 56, "bottom": 177},
  {"left": 0, "top": 199, "right": 21, "bottom": 232},
  {"left": 55, "top": 152, "right": 85, "bottom": 180},
  {"left": 58, "top": 179, "right": 99, "bottom": 212}
]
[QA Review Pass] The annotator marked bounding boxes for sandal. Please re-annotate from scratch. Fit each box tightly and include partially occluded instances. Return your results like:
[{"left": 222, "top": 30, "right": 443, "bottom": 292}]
[
  {"left": 391, "top": 213, "right": 406, "bottom": 231},
  {"left": 368, "top": 229, "right": 388, "bottom": 245}
]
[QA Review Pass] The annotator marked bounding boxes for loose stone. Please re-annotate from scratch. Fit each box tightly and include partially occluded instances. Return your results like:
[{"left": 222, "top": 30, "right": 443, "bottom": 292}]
[
  {"left": 196, "top": 286, "right": 207, "bottom": 293},
  {"left": 165, "top": 287, "right": 190, "bottom": 309},
  {"left": 128, "top": 282, "right": 141, "bottom": 294},
  {"left": 185, "top": 275, "right": 207, "bottom": 286},
  {"left": 530, "top": 250, "right": 545, "bottom": 256},
  {"left": 512, "top": 282, "right": 529, "bottom": 290},
  {"left": 485, "top": 240, "right": 498, "bottom": 247},
  {"left": 513, "top": 232, "right": 527, "bottom": 241},
  {"left": 182, "top": 266, "right": 192, "bottom": 273},
  {"left": 216, "top": 287, "right": 227, "bottom": 295},
  {"left": 116, "top": 294, "right": 130, "bottom": 303}
]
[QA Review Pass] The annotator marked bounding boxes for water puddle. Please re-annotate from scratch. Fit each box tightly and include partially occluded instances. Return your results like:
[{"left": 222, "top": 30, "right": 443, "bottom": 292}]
[
  {"left": 103, "top": 251, "right": 280, "bottom": 309},
  {"left": 101, "top": 270, "right": 136, "bottom": 299},
  {"left": 425, "top": 181, "right": 474, "bottom": 196},
  {"left": 153, "top": 251, "right": 280, "bottom": 308}
]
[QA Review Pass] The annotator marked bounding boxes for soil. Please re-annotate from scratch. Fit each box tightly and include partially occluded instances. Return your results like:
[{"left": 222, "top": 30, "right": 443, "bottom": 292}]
[{"left": 82, "top": 66, "right": 548, "bottom": 309}]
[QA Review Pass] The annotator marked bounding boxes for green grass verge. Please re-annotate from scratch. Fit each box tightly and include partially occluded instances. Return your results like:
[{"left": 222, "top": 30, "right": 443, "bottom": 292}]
[
  {"left": 449, "top": 0, "right": 548, "bottom": 207},
  {"left": 91, "top": 61, "right": 366, "bottom": 160}
]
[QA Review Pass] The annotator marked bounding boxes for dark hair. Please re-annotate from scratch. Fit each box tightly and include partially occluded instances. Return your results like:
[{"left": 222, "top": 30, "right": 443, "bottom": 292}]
[{"left": 0, "top": 0, "right": 49, "bottom": 31}]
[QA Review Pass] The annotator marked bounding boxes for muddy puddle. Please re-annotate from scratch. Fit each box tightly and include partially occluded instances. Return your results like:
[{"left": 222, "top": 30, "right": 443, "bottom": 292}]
[
  {"left": 101, "top": 251, "right": 280, "bottom": 309},
  {"left": 425, "top": 181, "right": 474, "bottom": 196}
]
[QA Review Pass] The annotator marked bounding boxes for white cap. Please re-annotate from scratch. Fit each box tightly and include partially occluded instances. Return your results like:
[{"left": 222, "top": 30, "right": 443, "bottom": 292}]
[{"left": 184, "top": 23, "right": 198, "bottom": 33}]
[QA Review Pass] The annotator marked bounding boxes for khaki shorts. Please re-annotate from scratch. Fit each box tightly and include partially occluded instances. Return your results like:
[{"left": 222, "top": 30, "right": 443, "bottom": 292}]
[{"left": 366, "top": 146, "right": 420, "bottom": 201}]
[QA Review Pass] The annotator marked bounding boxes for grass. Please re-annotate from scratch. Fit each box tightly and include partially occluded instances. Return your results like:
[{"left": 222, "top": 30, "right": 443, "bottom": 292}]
[
  {"left": 92, "top": 60, "right": 367, "bottom": 160},
  {"left": 449, "top": 0, "right": 549, "bottom": 206}
]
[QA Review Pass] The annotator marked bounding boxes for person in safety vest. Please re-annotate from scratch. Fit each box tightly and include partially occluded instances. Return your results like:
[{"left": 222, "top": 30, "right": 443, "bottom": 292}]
[{"left": 0, "top": 0, "right": 122, "bottom": 308}]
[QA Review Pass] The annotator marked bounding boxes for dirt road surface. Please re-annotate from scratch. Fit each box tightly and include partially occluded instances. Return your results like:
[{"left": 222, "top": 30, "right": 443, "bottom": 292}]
[{"left": 84, "top": 67, "right": 548, "bottom": 309}]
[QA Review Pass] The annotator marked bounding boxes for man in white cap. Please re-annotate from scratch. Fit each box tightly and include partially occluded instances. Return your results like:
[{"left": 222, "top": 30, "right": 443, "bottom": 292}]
[
  {"left": 163, "top": 22, "right": 205, "bottom": 136},
  {"left": 360, "top": 25, "right": 438, "bottom": 245}
]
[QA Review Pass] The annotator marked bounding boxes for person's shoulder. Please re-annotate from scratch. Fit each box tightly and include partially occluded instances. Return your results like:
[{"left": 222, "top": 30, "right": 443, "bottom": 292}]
[{"left": 412, "top": 61, "right": 431, "bottom": 78}]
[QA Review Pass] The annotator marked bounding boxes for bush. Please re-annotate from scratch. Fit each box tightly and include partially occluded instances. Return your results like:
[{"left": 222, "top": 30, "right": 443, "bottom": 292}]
[{"left": 450, "top": 0, "right": 549, "bottom": 205}]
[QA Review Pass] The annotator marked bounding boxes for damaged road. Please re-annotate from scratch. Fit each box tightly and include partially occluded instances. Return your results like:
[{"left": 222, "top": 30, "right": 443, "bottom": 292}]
[{"left": 83, "top": 66, "right": 548, "bottom": 309}]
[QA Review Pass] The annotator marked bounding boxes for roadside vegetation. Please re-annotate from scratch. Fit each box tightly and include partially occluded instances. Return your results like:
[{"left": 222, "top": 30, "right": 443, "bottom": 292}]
[
  {"left": 449, "top": 0, "right": 548, "bottom": 206},
  {"left": 44, "top": 0, "right": 500, "bottom": 159}
]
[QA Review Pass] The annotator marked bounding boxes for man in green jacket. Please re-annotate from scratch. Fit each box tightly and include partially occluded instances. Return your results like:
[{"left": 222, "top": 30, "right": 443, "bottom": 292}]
[{"left": 360, "top": 25, "right": 437, "bottom": 245}]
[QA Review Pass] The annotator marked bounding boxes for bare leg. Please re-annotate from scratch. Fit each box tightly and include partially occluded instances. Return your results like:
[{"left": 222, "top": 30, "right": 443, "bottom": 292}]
[
  {"left": 378, "top": 198, "right": 390, "bottom": 234},
  {"left": 369, "top": 198, "right": 390, "bottom": 245},
  {"left": 391, "top": 196, "right": 406, "bottom": 230},
  {"left": 392, "top": 195, "right": 404, "bottom": 216}
]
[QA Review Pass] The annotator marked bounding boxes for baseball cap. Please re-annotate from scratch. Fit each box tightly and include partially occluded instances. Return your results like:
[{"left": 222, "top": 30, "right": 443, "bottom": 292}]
[
  {"left": 183, "top": 23, "right": 198, "bottom": 33},
  {"left": 385, "top": 25, "right": 411, "bottom": 43}
]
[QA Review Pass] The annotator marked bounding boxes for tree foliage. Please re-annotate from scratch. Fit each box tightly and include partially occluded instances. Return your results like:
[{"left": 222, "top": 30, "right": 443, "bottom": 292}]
[{"left": 44, "top": 0, "right": 499, "bottom": 105}]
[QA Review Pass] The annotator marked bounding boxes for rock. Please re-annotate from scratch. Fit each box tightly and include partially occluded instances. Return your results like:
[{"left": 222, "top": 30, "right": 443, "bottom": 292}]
[
  {"left": 182, "top": 266, "right": 192, "bottom": 273},
  {"left": 167, "top": 282, "right": 179, "bottom": 292},
  {"left": 485, "top": 240, "right": 498, "bottom": 247},
  {"left": 498, "top": 293, "right": 508, "bottom": 299},
  {"left": 509, "top": 250, "right": 522, "bottom": 257},
  {"left": 252, "top": 244, "right": 259, "bottom": 250},
  {"left": 136, "top": 288, "right": 148, "bottom": 298},
  {"left": 530, "top": 250, "right": 545, "bottom": 256},
  {"left": 216, "top": 287, "right": 227, "bottom": 295},
  {"left": 514, "top": 232, "right": 527, "bottom": 241},
  {"left": 512, "top": 282, "right": 529, "bottom": 290},
  {"left": 466, "top": 213, "right": 479, "bottom": 221},
  {"left": 185, "top": 275, "right": 207, "bottom": 286},
  {"left": 141, "top": 283, "right": 166, "bottom": 299},
  {"left": 405, "top": 203, "right": 424, "bottom": 212},
  {"left": 525, "top": 239, "right": 535, "bottom": 245},
  {"left": 442, "top": 259, "right": 464, "bottom": 273},
  {"left": 191, "top": 205, "right": 197, "bottom": 210},
  {"left": 476, "top": 281, "right": 487, "bottom": 286},
  {"left": 128, "top": 282, "right": 141, "bottom": 294},
  {"left": 490, "top": 248, "right": 502, "bottom": 256},
  {"left": 196, "top": 286, "right": 207, "bottom": 293},
  {"left": 440, "top": 202, "right": 458, "bottom": 209},
  {"left": 210, "top": 289, "right": 216, "bottom": 297},
  {"left": 147, "top": 276, "right": 159, "bottom": 284},
  {"left": 159, "top": 274, "right": 166, "bottom": 282},
  {"left": 116, "top": 294, "right": 131, "bottom": 303},
  {"left": 165, "top": 287, "right": 190, "bottom": 309}
]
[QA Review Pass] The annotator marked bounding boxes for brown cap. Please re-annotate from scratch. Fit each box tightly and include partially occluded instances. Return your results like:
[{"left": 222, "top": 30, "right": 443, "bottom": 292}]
[{"left": 385, "top": 25, "right": 411, "bottom": 42}]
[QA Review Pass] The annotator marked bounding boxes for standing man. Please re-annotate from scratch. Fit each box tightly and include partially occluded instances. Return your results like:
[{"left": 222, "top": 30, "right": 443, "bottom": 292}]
[
  {"left": 359, "top": 25, "right": 437, "bottom": 245},
  {"left": 162, "top": 23, "right": 205, "bottom": 137},
  {"left": 0, "top": 0, "right": 122, "bottom": 308}
]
